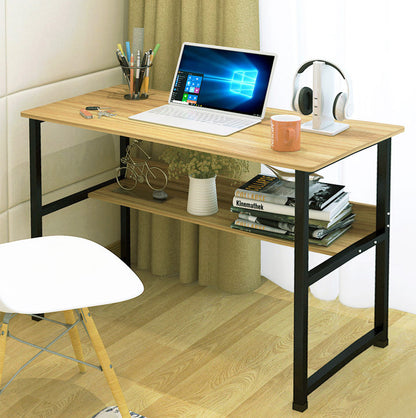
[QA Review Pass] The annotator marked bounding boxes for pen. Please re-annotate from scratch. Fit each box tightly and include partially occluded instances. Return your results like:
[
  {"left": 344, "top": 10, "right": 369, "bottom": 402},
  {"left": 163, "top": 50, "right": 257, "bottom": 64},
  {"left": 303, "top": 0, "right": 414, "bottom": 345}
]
[
  {"left": 117, "top": 49, "right": 130, "bottom": 71},
  {"left": 146, "top": 50, "right": 153, "bottom": 95},
  {"left": 125, "top": 41, "right": 131, "bottom": 63},
  {"left": 116, "top": 50, "right": 130, "bottom": 82},
  {"left": 148, "top": 48, "right": 154, "bottom": 66},
  {"left": 141, "top": 52, "right": 151, "bottom": 96},
  {"left": 138, "top": 51, "right": 148, "bottom": 93},
  {"left": 129, "top": 53, "right": 134, "bottom": 97},
  {"left": 139, "top": 52, "right": 149, "bottom": 96},
  {"left": 147, "top": 49, "right": 152, "bottom": 72},
  {"left": 117, "top": 43, "right": 125, "bottom": 56},
  {"left": 135, "top": 49, "right": 141, "bottom": 95},
  {"left": 152, "top": 43, "right": 160, "bottom": 57}
]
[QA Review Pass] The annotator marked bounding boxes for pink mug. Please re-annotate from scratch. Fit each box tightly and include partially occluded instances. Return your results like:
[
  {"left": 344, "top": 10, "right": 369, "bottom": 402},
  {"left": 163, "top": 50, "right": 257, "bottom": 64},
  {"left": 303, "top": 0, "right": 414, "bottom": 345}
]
[{"left": 271, "top": 115, "right": 301, "bottom": 152}]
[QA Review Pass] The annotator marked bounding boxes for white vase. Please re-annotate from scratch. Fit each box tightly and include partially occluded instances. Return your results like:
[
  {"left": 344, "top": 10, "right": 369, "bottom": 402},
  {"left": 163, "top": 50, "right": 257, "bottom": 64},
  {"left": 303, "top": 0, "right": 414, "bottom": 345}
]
[{"left": 187, "top": 175, "right": 218, "bottom": 216}]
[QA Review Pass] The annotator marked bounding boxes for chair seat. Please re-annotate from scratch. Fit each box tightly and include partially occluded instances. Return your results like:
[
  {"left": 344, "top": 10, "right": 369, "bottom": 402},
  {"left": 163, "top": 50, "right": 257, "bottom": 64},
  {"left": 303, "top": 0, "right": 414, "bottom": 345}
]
[{"left": 0, "top": 236, "right": 144, "bottom": 314}]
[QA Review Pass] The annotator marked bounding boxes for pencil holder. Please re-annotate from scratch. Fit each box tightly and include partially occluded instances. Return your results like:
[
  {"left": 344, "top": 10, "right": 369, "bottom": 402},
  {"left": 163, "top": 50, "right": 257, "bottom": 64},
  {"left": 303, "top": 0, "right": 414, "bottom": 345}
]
[{"left": 121, "top": 64, "right": 152, "bottom": 100}]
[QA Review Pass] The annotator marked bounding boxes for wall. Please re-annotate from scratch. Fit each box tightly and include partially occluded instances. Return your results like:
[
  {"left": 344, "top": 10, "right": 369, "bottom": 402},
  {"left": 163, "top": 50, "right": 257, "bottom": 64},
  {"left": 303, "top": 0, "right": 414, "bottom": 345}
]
[{"left": 0, "top": 0, "right": 128, "bottom": 245}]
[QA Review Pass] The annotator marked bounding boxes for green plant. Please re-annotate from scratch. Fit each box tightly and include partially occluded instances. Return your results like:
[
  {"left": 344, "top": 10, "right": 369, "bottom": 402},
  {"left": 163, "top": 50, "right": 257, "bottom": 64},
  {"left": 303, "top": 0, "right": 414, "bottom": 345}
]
[{"left": 160, "top": 146, "right": 249, "bottom": 179}]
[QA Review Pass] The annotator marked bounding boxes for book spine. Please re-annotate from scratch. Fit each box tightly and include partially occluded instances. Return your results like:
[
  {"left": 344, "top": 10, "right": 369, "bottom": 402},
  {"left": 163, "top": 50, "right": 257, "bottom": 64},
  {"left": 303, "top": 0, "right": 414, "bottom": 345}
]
[
  {"left": 238, "top": 174, "right": 279, "bottom": 192},
  {"left": 231, "top": 221, "right": 352, "bottom": 247},
  {"left": 236, "top": 216, "right": 327, "bottom": 239},
  {"left": 234, "top": 219, "right": 288, "bottom": 235},
  {"left": 235, "top": 187, "right": 342, "bottom": 209},
  {"left": 231, "top": 222, "right": 293, "bottom": 243},
  {"left": 230, "top": 206, "right": 331, "bottom": 228},
  {"left": 232, "top": 196, "right": 331, "bottom": 221},
  {"left": 238, "top": 213, "right": 284, "bottom": 229},
  {"left": 234, "top": 188, "right": 288, "bottom": 205}
]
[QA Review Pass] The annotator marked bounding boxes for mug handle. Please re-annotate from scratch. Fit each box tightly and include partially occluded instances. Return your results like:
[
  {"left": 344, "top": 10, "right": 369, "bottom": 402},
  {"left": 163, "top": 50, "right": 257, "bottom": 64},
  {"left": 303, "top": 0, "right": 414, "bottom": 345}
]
[{"left": 285, "top": 127, "right": 295, "bottom": 144}]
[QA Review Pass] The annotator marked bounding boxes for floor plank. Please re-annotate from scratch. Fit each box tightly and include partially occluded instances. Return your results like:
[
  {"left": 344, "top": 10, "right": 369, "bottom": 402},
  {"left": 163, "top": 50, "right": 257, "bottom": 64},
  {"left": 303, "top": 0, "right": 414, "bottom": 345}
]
[{"left": 0, "top": 270, "right": 415, "bottom": 417}]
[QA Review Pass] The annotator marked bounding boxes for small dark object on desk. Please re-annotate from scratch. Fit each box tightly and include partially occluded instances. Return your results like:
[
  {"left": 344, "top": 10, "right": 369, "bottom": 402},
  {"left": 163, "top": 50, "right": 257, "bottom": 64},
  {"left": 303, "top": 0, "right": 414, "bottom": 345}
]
[
  {"left": 153, "top": 190, "right": 168, "bottom": 200},
  {"left": 85, "top": 106, "right": 112, "bottom": 111}
]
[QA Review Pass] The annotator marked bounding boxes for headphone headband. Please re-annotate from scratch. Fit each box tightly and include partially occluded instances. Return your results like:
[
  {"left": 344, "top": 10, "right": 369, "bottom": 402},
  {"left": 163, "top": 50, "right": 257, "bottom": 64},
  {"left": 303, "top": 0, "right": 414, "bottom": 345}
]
[{"left": 296, "top": 60, "right": 346, "bottom": 80}]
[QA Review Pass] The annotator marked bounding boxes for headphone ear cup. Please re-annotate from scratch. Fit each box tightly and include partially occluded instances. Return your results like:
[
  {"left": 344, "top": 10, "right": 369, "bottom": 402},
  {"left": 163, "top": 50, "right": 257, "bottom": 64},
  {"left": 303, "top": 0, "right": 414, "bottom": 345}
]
[
  {"left": 297, "top": 87, "right": 313, "bottom": 115},
  {"left": 333, "top": 92, "right": 347, "bottom": 121}
]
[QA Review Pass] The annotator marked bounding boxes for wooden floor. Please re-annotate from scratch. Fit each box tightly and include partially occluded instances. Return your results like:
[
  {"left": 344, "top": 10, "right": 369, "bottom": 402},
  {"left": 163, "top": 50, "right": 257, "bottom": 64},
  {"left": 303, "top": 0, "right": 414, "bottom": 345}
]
[{"left": 1, "top": 270, "right": 415, "bottom": 417}]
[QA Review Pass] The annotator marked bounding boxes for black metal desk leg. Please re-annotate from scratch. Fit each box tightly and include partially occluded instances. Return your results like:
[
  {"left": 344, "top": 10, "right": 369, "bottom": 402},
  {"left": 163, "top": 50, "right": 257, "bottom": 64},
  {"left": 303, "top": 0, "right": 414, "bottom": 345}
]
[
  {"left": 120, "top": 135, "right": 129, "bottom": 165},
  {"left": 29, "top": 119, "right": 43, "bottom": 238},
  {"left": 29, "top": 119, "right": 45, "bottom": 321},
  {"left": 374, "top": 138, "right": 391, "bottom": 348},
  {"left": 121, "top": 206, "right": 131, "bottom": 266},
  {"left": 292, "top": 170, "right": 310, "bottom": 412},
  {"left": 120, "top": 136, "right": 131, "bottom": 266}
]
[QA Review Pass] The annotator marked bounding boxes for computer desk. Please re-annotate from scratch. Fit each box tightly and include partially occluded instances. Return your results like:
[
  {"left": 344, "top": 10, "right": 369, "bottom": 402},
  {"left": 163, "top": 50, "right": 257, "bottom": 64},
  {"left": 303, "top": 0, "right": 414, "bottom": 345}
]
[{"left": 21, "top": 84, "right": 404, "bottom": 412}]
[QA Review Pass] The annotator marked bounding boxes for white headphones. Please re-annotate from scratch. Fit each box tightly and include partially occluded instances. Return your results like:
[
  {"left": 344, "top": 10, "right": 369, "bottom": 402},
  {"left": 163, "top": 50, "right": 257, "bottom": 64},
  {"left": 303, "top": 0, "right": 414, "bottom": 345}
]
[{"left": 292, "top": 60, "right": 353, "bottom": 121}]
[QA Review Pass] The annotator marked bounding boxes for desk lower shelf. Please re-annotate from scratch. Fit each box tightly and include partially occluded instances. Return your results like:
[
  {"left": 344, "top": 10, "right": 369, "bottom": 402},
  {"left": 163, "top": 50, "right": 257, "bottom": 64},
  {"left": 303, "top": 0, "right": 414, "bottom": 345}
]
[{"left": 89, "top": 179, "right": 376, "bottom": 257}]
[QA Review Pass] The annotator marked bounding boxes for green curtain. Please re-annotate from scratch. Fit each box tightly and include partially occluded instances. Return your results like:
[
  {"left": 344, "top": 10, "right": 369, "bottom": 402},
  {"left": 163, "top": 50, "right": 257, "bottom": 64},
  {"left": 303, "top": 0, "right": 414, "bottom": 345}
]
[{"left": 128, "top": 0, "right": 262, "bottom": 293}]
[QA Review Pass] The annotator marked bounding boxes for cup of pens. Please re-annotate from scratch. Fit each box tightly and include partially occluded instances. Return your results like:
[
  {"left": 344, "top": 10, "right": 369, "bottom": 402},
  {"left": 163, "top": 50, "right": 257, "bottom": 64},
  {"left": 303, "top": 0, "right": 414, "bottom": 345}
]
[{"left": 116, "top": 43, "right": 159, "bottom": 100}]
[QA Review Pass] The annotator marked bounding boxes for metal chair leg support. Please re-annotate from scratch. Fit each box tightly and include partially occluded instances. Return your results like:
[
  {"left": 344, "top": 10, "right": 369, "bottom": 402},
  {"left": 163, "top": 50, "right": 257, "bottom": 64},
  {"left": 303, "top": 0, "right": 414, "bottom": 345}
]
[{"left": 0, "top": 313, "right": 101, "bottom": 396}]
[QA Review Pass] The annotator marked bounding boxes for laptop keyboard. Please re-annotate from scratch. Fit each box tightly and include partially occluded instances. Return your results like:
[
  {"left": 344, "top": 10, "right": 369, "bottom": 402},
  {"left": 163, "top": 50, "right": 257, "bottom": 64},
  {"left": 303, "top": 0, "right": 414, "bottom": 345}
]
[{"left": 149, "top": 106, "right": 251, "bottom": 128}]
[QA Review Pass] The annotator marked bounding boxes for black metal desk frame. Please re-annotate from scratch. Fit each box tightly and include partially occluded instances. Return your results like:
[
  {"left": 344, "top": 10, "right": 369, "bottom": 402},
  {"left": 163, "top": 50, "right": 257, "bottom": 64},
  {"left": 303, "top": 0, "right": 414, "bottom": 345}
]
[{"left": 28, "top": 118, "right": 391, "bottom": 412}]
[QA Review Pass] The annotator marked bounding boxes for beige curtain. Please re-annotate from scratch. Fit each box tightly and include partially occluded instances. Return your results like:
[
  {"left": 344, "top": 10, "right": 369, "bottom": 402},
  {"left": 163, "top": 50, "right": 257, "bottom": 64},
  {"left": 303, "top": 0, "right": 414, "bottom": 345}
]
[{"left": 128, "top": 0, "right": 262, "bottom": 293}]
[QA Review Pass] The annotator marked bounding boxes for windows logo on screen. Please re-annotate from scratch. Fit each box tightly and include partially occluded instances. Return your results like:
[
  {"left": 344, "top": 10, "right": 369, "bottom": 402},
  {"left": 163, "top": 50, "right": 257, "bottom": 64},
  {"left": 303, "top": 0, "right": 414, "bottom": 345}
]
[{"left": 230, "top": 70, "right": 258, "bottom": 98}]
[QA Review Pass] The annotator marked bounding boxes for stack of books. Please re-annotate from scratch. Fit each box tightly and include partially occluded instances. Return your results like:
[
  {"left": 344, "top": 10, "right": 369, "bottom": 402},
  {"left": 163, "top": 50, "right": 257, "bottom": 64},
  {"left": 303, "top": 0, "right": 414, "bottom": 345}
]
[{"left": 230, "top": 174, "right": 355, "bottom": 247}]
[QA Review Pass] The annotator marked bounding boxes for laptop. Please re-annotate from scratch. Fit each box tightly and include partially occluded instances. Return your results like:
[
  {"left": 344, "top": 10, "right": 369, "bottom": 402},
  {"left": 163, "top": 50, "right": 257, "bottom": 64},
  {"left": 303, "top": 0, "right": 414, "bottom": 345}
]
[{"left": 129, "top": 43, "right": 277, "bottom": 136}]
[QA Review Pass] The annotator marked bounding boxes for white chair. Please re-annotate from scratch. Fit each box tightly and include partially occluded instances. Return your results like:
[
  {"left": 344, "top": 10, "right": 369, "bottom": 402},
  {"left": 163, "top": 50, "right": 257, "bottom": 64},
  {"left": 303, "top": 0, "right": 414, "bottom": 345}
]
[{"left": 0, "top": 235, "right": 145, "bottom": 418}]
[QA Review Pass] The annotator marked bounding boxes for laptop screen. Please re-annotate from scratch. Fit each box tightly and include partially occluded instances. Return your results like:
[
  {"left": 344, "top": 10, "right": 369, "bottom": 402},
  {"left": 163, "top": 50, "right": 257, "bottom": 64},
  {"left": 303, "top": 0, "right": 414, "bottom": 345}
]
[{"left": 169, "top": 43, "right": 277, "bottom": 118}]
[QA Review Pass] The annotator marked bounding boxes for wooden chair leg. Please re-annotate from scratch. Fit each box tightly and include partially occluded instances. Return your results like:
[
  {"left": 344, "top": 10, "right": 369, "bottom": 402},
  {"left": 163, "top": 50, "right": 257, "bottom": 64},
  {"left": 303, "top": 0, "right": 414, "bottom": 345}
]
[
  {"left": 0, "top": 321, "right": 9, "bottom": 387},
  {"left": 80, "top": 308, "right": 130, "bottom": 418},
  {"left": 64, "top": 310, "right": 87, "bottom": 373}
]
